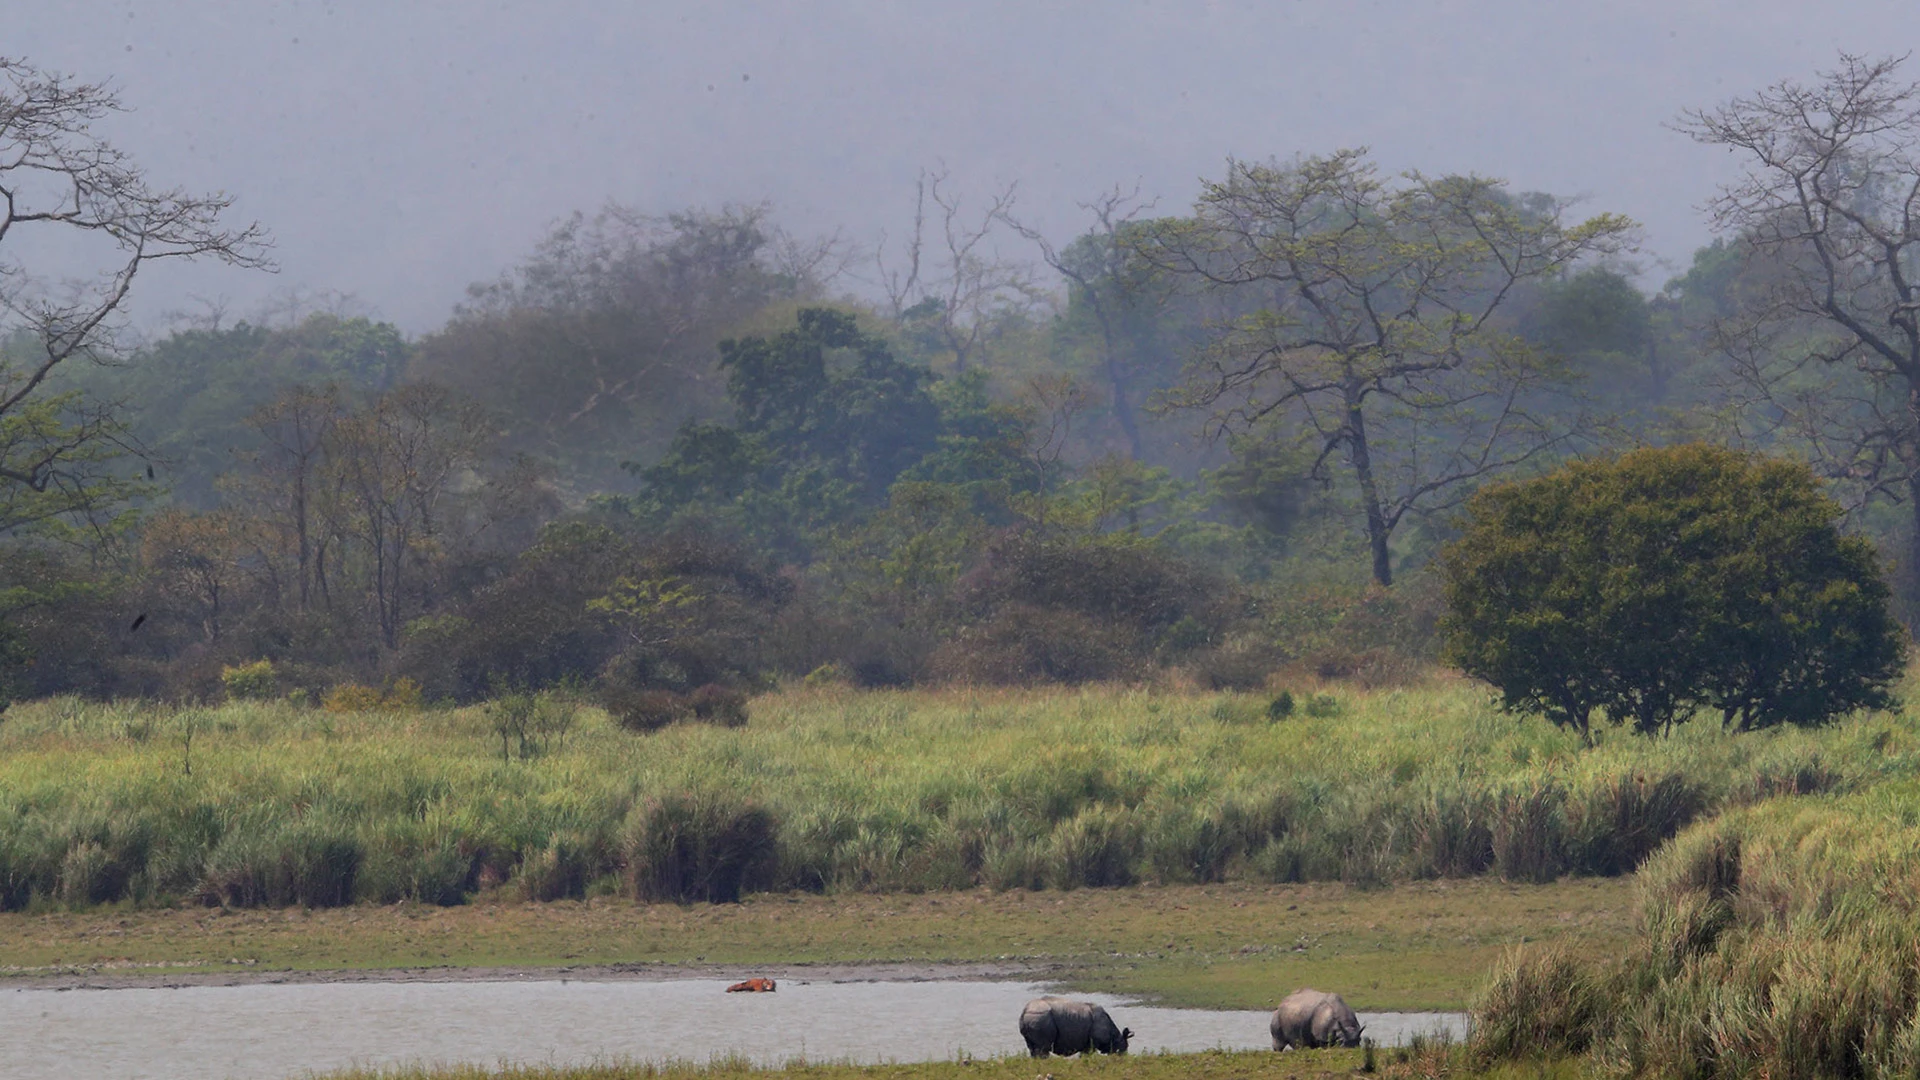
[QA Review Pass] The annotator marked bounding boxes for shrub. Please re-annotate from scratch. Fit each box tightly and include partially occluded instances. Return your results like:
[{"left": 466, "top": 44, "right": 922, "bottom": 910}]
[
  {"left": 487, "top": 690, "right": 580, "bottom": 760},
  {"left": 622, "top": 792, "right": 780, "bottom": 903},
  {"left": 1046, "top": 805, "right": 1141, "bottom": 888},
  {"left": 688, "top": 684, "right": 749, "bottom": 727},
  {"left": 383, "top": 677, "right": 423, "bottom": 712},
  {"left": 1443, "top": 444, "right": 1907, "bottom": 742},
  {"left": 931, "top": 605, "right": 1138, "bottom": 684},
  {"left": 1267, "top": 691, "right": 1296, "bottom": 720},
  {"left": 1190, "top": 640, "right": 1278, "bottom": 691},
  {"left": 515, "top": 830, "right": 604, "bottom": 901},
  {"left": 1303, "top": 693, "right": 1340, "bottom": 718},
  {"left": 604, "top": 687, "right": 688, "bottom": 733},
  {"left": 1471, "top": 947, "right": 1606, "bottom": 1062},
  {"left": 321, "top": 683, "right": 385, "bottom": 713},
  {"left": 321, "top": 680, "right": 421, "bottom": 713},
  {"left": 220, "top": 660, "right": 279, "bottom": 701},
  {"left": 802, "top": 662, "right": 850, "bottom": 688}
]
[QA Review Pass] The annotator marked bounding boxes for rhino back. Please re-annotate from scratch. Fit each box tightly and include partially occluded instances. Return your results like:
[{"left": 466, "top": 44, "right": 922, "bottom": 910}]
[
  {"left": 1022, "top": 997, "right": 1098, "bottom": 1054},
  {"left": 1019, "top": 999, "right": 1059, "bottom": 1054}
]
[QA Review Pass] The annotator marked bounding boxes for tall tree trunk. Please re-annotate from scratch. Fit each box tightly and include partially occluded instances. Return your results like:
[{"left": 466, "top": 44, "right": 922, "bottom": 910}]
[
  {"left": 1346, "top": 390, "right": 1393, "bottom": 587},
  {"left": 294, "top": 466, "right": 312, "bottom": 611},
  {"left": 1096, "top": 317, "right": 1144, "bottom": 461}
]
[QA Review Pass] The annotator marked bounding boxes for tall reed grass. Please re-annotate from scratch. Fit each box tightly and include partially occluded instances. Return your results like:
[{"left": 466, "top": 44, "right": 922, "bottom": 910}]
[
  {"left": 0, "top": 680, "right": 1909, "bottom": 912},
  {"left": 1472, "top": 778, "right": 1920, "bottom": 1080}
]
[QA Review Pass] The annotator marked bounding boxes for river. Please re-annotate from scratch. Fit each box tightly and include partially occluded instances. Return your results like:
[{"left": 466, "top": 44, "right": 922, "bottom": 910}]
[{"left": 0, "top": 977, "right": 1468, "bottom": 1080}]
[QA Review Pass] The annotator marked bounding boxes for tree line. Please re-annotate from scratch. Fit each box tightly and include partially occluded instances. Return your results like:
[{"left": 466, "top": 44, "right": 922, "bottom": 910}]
[{"left": 2, "top": 53, "right": 1917, "bottom": 718}]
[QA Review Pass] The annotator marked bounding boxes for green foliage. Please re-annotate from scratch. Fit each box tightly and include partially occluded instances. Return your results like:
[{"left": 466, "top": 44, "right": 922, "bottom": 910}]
[
  {"left": 1, "top": 679, "right": 1895, "bottom": 911},
  {"left": 485, "top": 689, "right": 578, "bottom": 762},
  {"left": 220, "top": 660, "right": 278, "bottom": 701},
  {"left": 634, "top": 308, "right": 949, "bottom": 555},
  {"left": 1142, "top": 149, "right": 1635, "bottom": 586},
  {"left": 68, "top": 314, "right": 403, "bottom": 508},
  {"left": 1475, "top": 782, "right": 1920, "bottom": 1080},
  {"left": 1443, "top": 444, "right": 1907, "bottom": 740}
]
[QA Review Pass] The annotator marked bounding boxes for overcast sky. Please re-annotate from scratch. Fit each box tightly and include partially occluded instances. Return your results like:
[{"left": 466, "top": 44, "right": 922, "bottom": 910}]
[{"left": 12, "top": 1, "right": 1917, "bottom": 334}]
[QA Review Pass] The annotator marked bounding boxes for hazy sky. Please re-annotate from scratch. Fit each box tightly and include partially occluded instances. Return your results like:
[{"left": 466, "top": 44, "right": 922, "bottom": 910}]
[{"left": 12, "top": 1, "right": 1917, "bottom": 333}]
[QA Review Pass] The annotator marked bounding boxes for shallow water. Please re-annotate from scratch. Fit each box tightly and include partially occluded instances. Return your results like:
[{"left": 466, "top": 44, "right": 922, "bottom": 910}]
[{"left": 0, "top": 978, "right": 1467, "bottom": 1080}]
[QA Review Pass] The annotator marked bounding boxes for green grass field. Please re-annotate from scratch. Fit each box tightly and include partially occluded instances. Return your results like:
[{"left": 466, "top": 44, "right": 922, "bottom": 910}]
[
  {"left": 3, "top": 675, "right": 1908, "bottom": 1017},
  {"left": 1, "top": 678, "right": 1908, "bottom": 913}
]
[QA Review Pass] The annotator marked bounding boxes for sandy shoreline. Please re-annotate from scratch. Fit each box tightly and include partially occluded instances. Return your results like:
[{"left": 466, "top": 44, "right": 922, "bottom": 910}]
[{"left": 0, "top": 959, "right": 1058, "bottom": 992}]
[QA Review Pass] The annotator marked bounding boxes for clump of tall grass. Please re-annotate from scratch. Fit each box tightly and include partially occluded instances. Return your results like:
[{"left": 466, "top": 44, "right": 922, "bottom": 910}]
[
  {"left": 1474, "top": 781, "right": 1920, "bottom": 1080},
  {"left": 0, "top": 682, "right": 1909, "bottom": 911},
  {"left": 624, "top": 792, "right": 780, "bottom": 903}
]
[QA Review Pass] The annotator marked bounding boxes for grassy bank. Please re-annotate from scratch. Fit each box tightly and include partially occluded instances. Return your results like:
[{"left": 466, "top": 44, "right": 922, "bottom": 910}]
[
  {"left": 0, "top": 681, "right": 1911, "bottom": 912},
  {"left": 0, "top": 877, "right": 1633, "bottom": 1010},
  {"left": 313, "top": 1045, "right": 1575, "bottom": 1080},
  {"left": 1474, "top": 779, "right": 1920, "bottom": 1079}
]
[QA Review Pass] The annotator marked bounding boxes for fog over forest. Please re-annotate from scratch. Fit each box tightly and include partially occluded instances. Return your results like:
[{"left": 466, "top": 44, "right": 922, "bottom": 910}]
[
  {"left": 13, "top": 0, "right": 1914, "bottom": 329},
  {"left": 6, "top": 3, "right": 1920, "bottom": 708}
]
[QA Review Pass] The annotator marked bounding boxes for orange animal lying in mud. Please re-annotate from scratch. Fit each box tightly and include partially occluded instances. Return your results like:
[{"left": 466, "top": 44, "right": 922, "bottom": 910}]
[{"left": 726, "top": 978, "right": 777, "bottom": 993}]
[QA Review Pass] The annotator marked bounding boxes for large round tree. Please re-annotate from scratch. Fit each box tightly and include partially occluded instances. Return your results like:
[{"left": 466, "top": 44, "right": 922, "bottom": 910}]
[{"left": 1442, "top": 444, "right": 1906, "bottom": 742}]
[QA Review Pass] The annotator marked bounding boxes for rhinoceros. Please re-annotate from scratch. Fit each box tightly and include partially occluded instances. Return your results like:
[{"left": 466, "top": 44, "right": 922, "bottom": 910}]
[
  {"left": 1018, "top": 997, "right": 1132, "bottom": 1056},
  {"left": 1270, "top": 988, "right": 1364, "bottom": 1050}
]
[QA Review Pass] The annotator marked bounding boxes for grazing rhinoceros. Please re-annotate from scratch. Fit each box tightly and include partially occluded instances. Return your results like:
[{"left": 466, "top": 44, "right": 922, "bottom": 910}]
[
  {"left": 725, "top": 977, "right": 777, "bottom": 992},
  {"left": 1018, "top": 997, "right": 1132, "bottom": 1057},
  {"left": 1270, "top": 988, "right": 1363, "bottom": 1050}
]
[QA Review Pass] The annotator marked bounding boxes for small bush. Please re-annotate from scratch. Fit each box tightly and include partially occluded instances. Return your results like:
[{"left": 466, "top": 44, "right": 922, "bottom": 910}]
[
  {"left": 622, "top": 792, "right": 780, "bottom": 903},
  {"left": 604, "top": 688, "right": 688, "bottom": 733},
  {"left": 1471, "top": 946, "right": 1606, "bottom": 1062},
  {"left": 802, "top": 662, "right": 850, "bottom": 688},
  {"left": 688, "top": 684, "right": 749, "bottom": 727},
  {"left": 1046, "top": 805, "right": 1141, "bottom": 888},
  {"left": 1266, "top": 690, "right": 1296, "bottom": 720},
  {"left": 1303, "top": 693, "right": 1340, "bottom": 718},
  {"left": 1190, "top": 641, "right": 1277, "bottom": 691},
  {"left": 321, "top": 680, "right": 422, "bottom": 713},
  {"left": 321, "top": 684, "right": 386, "bottom": 713},
  {"left": 220, "top": 660, "right": 279, "bottom": 702},
  {"left": 383, "top": 677, "right": 423, "bottom": 712},
  {"left": 516, "top": 830, "right": 603, "bottom": 902},
  {"left": 931, "top": 604, "right": 1138, "bottom": 684}
]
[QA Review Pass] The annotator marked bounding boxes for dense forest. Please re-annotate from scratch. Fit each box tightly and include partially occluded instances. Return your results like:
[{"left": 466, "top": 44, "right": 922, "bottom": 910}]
[{"left": 5, "top": 56, "right": 1919, "bottom": 717}]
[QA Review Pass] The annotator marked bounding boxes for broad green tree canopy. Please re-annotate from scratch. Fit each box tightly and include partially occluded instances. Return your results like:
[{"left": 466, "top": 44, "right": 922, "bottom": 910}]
[{"left": 1442, "top": 443, "right": 1906, "bottom": 740}]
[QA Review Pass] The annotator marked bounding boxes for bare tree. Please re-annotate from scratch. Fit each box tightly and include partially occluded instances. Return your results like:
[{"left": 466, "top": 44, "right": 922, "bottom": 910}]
[
  {"left": 236, "top": 385, "right": 345, "bottom": 611},
  {"left": 873, "top": 166, "right": 1039, "bottom": 372},
  {"left": 326, "top": 384, "right": 492, "bottom": 648},
  {"left": 1001, "top": 185, "right": 1165, "bottom": 460},
  {"left": 1676, "top": 54, "right": 1920, "bottom": 582},
  {"left": 0, "top": 57, "right": 269, "bottom": 509},
  {"left": 1139, "top": 150, "right": 1633, "bottom": 585}
]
